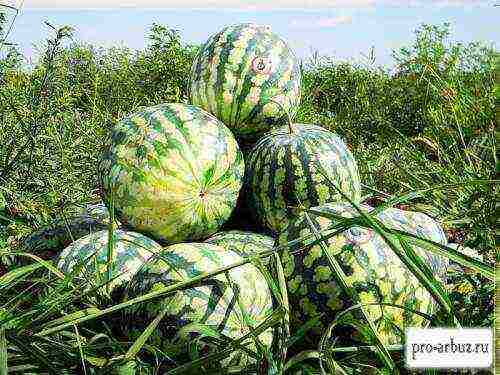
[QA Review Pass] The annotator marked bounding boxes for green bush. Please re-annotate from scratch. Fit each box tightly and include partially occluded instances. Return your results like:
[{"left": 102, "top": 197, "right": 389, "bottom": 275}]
[{"left": 0, "top": 23, "right": 198, "bottom": 226}]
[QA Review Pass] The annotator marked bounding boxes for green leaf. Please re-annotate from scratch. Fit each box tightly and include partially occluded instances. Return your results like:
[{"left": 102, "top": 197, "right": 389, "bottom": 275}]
[
  {"left": 283, "top": 350, "right": 322, "bottom": 373},
  {"left": 0, "top": 329, "right": 7, "bottom": 375},
  {"left": 44, "top": 308, "right": 102, "bottom": 328},
  {"left": 392, "top": 229, "right": 494, "bottom": 280},
  {"left": 123, "top": 306, "right": 168, "bottom": 361},
  {"left": 0, "top": 263, "right": 43, "bottom": 291},
  {"left": 113, "top": 361, "right": 137, "bottom": 375},
  {"left": 0, "top": 191, "right": 5, "bottom": 212}
]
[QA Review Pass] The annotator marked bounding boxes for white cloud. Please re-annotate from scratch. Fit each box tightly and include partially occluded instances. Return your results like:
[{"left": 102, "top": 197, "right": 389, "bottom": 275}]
[
  {"left": 381, "top": 0, "right": 493, "bottom": 6},
  {"left": 291, "top": 15, "right": 353, "bottom": 29}
]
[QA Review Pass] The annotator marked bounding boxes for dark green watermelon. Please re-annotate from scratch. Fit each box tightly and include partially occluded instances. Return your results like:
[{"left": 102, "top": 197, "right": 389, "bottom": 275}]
[
  {"left": 277, "top": 202, "right": 448, "bottom": 345},
  {"left": 189, "top": 23, "right": 301, "bottom": 140},
  {"left": 246, "top": 123, "right": 362, "bottom": 233}
]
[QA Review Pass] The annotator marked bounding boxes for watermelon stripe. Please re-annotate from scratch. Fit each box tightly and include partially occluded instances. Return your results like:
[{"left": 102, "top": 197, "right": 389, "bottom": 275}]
[
  {"left": 282, "top": 145, "right": 297, "bottom": 219},
  {"left": 204, "top": 31, "right": 225, "bottom": 116},
  {"left": 228, "top": 27, "right": 257, "bottom": 126},
  {"left": 265, "top": 140, "right": 281, "bottom": 225},
  {"left": 214, "top": 26, "right": 237, "bottom": 121},
  {"left": 233, "top": 32, "right": 275, "bottom": 128},
  {"left": 189, "top": 23, "right": 301, "bottom": 139},
  {"left": 239, "top": 37, "right": 288, "bottom": 125},
  {"left": 154, "top": 108, "right": 202, "bottom": 182},
  {"left": 253, "top": 139, "right": 274, "bottom": 222},
  {"left": 297, "top": 138, "right": 320, "bottom": 207}
]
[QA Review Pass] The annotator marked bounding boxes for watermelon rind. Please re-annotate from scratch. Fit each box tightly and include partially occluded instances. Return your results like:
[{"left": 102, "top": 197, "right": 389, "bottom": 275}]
[
  {"left": 246, "top": 123, "right": 362, "bottom": 233},
  {"left": 57, "top": 229, "right": 163, "bottom": 297},
  {"left": 123, "top": 242, "right": 276, "bottom": 368}
]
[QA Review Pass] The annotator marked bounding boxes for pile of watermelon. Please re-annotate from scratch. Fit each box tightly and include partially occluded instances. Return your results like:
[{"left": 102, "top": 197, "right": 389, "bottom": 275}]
[{"left": 36, "top": 23, "right": 449, "bottom": 371}]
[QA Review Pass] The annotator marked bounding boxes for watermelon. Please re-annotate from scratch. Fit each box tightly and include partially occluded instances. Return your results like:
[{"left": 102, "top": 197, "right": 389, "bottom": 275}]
[
  {"left": 277, "top": 202, "right": 448, "bottom": 344},
  {"left": 99, "top": 103, "right": 244, "bottom": 244},
  {"left": 123, "top": 242, "right": 275, "bottom": 368},
  {"left": 246, "top": 123, "right": 362, "bottom": 233},
  {"left": 57, "top": 229, "right": 162, "bottom": 297},
  {"left": 205, "top": 230, "right": 274, "bottom": 257},
  {"left": 189, "top": 23, "right": 301, "bottom": 140},
  {"left": 21, "top": 202, "right": 120, "bottom": 261}
]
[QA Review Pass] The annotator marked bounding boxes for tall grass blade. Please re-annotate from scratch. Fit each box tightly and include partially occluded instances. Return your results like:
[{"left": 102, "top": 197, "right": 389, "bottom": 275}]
[
  {"left": 123, "top": 306, "right": 168, "bottom": 361},
  {"left": 301, "top": 205, "right": 396, "bottom": 372},
  {"left": 0, "top": 328, "right": 7, "bottom": 375},
  {"left": 283, "top": 350, "right": 324, "bottom": 373},
  {"left": 313, "top": 165, "right": 460, "bottom": 326},
  {"left": 36, "top": 255, "right": 271, "bottom": 336},
  {"left": 106, "top": 192, "right": 116, "bottom": 296},
  {"left": 0, "top": 263, "right": 42, "bottom": 292}
]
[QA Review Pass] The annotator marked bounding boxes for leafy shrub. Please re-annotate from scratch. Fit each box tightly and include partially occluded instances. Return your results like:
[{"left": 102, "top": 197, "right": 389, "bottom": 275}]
[{"left": 0, "top": 23, "right": 198, "bottom": 230}]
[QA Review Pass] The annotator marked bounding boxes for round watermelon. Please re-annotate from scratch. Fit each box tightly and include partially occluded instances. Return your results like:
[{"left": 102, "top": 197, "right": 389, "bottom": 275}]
[
  {"left": 189, "top": 23, "right": 301, "bottom": 140},
  {"left": 277, "top": 202, "right": 448, "bottom": 344},
  {"left": 99, "top": 103, "right": 244, "bottom": 244},
  {"left": 22, "top": 202, "right": 120, "bottom": 262},
  {"left": 205, "top": 230, "right": 274, "bottom": 257},
  {"left": 123, "top": 242, "right": 275, "bottom": 368},
  {"left": 57, "top": 229, "right": 163, "bottom": 297},
  {"left": 246, "top": 123, "right": 362, "bottom": 233}
]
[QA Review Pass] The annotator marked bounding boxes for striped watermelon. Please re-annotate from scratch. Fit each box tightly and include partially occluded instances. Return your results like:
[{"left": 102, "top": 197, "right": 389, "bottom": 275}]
[
  {"left": 18, "top": 203, "right": 119, "bottom": 265},
  {"left": 57, "top": 229, "right": 162, "bottom": 297},
  {"left": 100, "top": 103, "right": 244, "bottom": 244},
  {"left": 205, "top": 230, "right": 274, "bottom": 257},
  {"left": 246, "top": 123, "right": 362, "bottom": 233},
  {"left": 123, "top": 242, "right": 275, "bottom": 368},
  {"left": 189, "top": 23, "right": 301, "bottom": 140},
  {"left": 277, "top": 202, "right": 448, "bottom": 344}
]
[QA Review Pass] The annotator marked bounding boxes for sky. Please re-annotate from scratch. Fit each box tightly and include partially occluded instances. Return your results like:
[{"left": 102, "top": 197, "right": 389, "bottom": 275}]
[{"left": 2, "top": 0, "right": 499, "bottom": 67}]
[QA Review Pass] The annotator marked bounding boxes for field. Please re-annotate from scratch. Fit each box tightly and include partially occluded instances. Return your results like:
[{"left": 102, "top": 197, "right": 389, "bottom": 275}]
[{"left": 0, "top": 10, "right": 498, "bottom": 375}]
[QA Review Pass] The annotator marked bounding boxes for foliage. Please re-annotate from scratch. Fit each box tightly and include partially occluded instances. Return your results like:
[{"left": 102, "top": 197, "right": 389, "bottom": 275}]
[
  {"left": 0, "top": 22, "right": 198, "bottom": 235},
  {"left": 299, "top": 23, "right": 497, "bottom": 258}
]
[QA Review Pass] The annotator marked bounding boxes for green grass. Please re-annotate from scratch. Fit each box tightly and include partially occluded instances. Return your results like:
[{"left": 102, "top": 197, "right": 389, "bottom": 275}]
[{"left": 0, "top": 10, "right": 497, "bottom": 375}]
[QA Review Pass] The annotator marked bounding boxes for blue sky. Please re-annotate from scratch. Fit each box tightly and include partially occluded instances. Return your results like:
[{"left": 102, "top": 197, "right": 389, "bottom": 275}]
[{"left": 2, "top": 1, "right": 499, "bottom": 67}]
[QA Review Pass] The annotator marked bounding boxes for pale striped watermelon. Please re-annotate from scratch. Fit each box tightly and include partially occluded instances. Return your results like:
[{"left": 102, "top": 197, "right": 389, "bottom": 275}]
[
  {"left": 57, "top": 229, "right": 162, "bottom": 297},
  {"left": 123, "top": 242, "right": 275, "bottom": 368},
  {"left": 189, "top": 23, "right": 301, "bottom": 140},
  {"left": 99, "top": 103, "right": 244, "bottom": 244},
  {"left": 277, "top": 202, "right": 449, "bottom": 344},
  {"left": 246, "top": 123, "right": 362, "bottom": 233}
]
